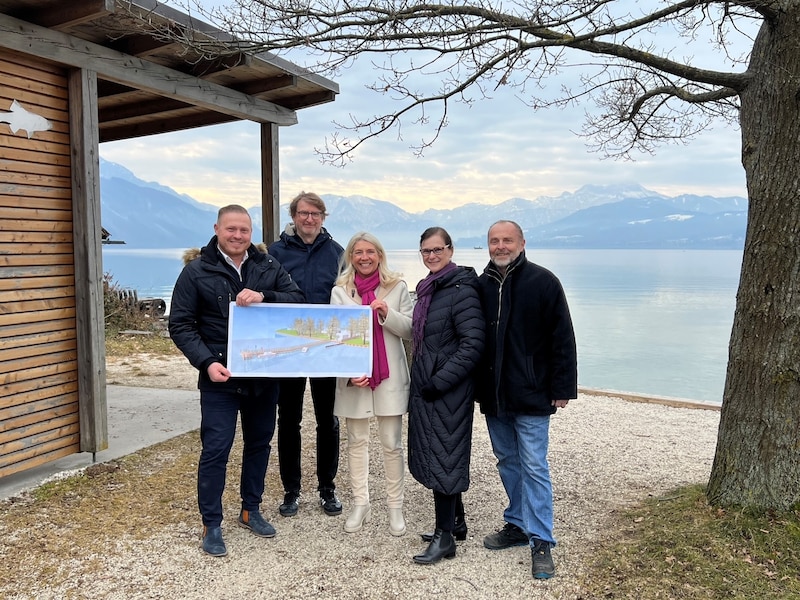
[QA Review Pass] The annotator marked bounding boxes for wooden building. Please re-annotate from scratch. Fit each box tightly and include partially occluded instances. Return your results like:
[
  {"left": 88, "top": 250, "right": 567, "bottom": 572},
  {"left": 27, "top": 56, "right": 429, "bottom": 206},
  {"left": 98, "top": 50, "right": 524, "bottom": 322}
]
[{"left": 0, "top": 0, "right": 338, "bottom": 478}]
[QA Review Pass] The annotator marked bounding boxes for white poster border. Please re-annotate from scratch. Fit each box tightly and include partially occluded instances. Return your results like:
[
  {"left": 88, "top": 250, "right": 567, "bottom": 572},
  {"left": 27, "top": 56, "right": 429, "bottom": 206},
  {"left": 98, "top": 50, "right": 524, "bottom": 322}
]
[{"left": 227, "top": 302, "right": 373, "bottom": 378}]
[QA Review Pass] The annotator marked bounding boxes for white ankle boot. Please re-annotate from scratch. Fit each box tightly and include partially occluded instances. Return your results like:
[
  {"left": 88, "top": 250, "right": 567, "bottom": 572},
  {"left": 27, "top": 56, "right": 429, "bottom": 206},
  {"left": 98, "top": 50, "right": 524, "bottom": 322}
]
[
  {"left": 388, "top": 507, "right": 406, "bottom": 536},
  {"left": 344, "top": 504, "right": 371, "bottom": 533}
]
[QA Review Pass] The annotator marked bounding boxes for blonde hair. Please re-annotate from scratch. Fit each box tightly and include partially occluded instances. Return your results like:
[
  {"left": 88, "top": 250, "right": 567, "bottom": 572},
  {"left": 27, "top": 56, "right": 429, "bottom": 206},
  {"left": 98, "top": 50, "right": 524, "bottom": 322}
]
[{"left": 336, "top": 231, "right": 404, "bottom": 287}]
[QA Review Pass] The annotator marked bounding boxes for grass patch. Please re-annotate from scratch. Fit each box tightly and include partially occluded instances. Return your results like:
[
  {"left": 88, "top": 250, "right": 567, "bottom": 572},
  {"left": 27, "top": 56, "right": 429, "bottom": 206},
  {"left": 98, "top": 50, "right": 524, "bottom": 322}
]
[
  {"left": 105, "top": 332, "right": 181, "bottom": 358},
  {"left": 0, "top": 433, "right": 200, "bottom": 592},
  {"left": 578, "top": 484, "right": 800, "bottom": 599}
]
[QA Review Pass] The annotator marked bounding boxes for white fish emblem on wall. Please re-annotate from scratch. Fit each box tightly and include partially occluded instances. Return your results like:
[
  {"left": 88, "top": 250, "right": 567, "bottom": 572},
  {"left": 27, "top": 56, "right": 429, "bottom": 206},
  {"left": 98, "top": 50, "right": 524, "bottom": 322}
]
[{"left": 0, "top": 99, "right": 52, "bottom": 139}]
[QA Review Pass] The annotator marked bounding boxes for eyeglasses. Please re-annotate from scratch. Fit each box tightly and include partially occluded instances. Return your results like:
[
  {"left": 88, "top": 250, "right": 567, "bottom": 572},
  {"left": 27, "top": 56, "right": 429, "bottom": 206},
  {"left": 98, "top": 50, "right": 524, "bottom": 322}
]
[
  {"left": 420, "top": 246, "right": 450, "bottom": 257},
  {"left": 296, "top": 210, "right": 323, "bottom": 220}
]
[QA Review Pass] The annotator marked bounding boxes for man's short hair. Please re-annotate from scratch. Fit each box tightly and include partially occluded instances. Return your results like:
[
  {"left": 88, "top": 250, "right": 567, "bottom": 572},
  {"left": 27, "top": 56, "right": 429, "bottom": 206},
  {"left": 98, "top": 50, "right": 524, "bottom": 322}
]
[{"left": 217, "top": 204, "right": 251, "bottom": 223}]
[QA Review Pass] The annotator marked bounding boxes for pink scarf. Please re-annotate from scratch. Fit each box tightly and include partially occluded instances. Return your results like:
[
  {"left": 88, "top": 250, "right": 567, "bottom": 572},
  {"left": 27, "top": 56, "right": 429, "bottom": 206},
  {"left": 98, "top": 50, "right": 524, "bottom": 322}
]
[{"left": 355, "top": 271, "right": 390, "bottom": 389}]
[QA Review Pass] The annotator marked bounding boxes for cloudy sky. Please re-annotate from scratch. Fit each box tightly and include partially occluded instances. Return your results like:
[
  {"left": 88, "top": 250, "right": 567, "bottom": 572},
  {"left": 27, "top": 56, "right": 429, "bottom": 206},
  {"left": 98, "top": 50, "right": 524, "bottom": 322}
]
[{"left": 99, "top": 2, "right": 753, "bottom": 213}]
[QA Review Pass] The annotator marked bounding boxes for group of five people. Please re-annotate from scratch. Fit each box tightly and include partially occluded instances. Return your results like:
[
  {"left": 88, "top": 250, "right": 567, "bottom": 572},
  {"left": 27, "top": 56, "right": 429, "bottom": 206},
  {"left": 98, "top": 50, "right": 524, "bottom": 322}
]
[{"left": 168, "top": 192, "right": 577, "bottom": 580}]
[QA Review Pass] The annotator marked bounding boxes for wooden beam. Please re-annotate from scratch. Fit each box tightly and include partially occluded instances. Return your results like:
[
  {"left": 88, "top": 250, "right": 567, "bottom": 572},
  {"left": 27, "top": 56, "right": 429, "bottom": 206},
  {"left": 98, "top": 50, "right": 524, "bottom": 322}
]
[
  {"left": 96, "top": 78, "right": 134, "bottom": 97},
  {"left": 279, "top": 90, "right": 338, "bottom": 110},
  {"left": 95, "top": 76, "right": 299, "bottom": 127},
  {"left": 235, "top": 74, "right": 297, "bottom": 96},
  {"left": 106, "top": 29, "right": 184, "bottom": 58},
  {"left": 188, "top": 52, "right": 249, "bottom": 78},
  {"left": 68, "top": 67, "right": 108, "bottom": 454},
  {"left": 14, "top": 0, "right": 115, "bottom": 30},
  {"left": 99, "top": 110, "right": 239, "bottom": 142},
  {"left": 0, "top": 12, "right": 297, "bottom": 126},
  {"left": 261, "top": 123, "right": 280, "bottom": 245},
  {"left": 98, "top": 96, "right": 191, "bottom": 123}
]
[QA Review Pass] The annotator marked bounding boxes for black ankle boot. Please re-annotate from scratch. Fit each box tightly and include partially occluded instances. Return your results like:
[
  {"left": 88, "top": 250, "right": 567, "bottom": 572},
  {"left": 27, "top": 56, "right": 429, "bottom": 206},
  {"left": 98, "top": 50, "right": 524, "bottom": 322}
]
[
  {"left": 420, "top": 516, "right": 468, "bottom": 542},
  {"left": 413, "top": 529, "right": 456, "bottom": 564}
]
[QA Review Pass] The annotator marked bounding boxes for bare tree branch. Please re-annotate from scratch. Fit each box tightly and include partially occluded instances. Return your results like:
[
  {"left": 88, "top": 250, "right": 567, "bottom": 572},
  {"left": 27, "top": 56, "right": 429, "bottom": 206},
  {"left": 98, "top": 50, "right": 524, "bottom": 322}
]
[{"left": 134, "top": 1, "right": 758, "bottom": 164}]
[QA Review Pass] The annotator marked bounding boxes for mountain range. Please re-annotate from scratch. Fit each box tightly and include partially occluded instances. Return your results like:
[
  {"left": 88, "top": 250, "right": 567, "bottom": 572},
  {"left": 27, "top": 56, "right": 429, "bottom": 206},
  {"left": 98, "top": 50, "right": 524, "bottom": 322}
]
[{"left": 98, "top": 157, "right": 747, "bottom": 250}]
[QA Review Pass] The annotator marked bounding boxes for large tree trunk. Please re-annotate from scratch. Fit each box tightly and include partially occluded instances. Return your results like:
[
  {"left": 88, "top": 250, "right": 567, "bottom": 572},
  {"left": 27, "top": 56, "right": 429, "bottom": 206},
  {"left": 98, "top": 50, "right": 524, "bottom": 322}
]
[{"left": 706, "top": 12, "right": 800, "bottom": 509}]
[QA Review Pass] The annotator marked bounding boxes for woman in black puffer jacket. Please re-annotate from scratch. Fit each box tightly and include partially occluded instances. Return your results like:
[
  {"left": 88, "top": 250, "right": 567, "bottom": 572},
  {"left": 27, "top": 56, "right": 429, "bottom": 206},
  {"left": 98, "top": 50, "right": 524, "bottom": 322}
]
[{"left": 408, "top": 227, "right": 485, "bottom": 565}]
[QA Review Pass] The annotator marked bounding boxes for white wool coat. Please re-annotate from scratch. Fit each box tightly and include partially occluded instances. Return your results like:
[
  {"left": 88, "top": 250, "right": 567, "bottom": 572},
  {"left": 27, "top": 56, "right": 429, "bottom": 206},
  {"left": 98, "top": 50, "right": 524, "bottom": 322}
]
[{"left": 331, "top": 280, "right": 413, "bottom": 418}]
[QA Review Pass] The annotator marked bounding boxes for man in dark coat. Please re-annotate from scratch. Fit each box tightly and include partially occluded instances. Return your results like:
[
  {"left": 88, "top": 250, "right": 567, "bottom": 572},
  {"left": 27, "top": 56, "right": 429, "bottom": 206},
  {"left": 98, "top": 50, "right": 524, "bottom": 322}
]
[
  {"left": 475, "top": 220, "right": 577, "bottom": 580},
  {"left": 169, "top": 204, "right": 304, "bottom": 557},
  {"left": 268, "top": 191, "right": 344, "bottom": 518}
]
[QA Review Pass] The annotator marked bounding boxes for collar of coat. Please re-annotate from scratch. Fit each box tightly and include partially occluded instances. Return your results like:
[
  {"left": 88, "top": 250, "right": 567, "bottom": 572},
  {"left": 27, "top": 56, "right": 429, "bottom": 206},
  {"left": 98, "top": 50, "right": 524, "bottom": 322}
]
[
  {"left": 182, "top": 236, "right": 269, "bottom": 266},
  {"left": 280, "top": 223, "right": 334, "bottom": 249},
  {"left": 484, "top": 250, "right": 527, "bottom": 281}
]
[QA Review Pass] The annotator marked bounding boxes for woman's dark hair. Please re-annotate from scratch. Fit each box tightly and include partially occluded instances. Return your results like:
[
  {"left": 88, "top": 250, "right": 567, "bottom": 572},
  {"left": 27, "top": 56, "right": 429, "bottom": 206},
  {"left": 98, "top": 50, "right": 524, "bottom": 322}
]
[{"left": 419, "top": 226, "right": 453, "bottom": 248}]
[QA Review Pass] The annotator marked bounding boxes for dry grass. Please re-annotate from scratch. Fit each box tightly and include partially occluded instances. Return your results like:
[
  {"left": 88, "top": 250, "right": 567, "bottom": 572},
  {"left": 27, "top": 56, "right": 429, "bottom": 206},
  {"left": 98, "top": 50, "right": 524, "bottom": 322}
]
[
  {"left": 105, "top": 330, "right": 181, "bottom": 358},
  {"left": 578, "top": 486, "right": 800, "bottom": 599},
  {"left": 0, "top": 433, "right": 199, "bottom": 591}
]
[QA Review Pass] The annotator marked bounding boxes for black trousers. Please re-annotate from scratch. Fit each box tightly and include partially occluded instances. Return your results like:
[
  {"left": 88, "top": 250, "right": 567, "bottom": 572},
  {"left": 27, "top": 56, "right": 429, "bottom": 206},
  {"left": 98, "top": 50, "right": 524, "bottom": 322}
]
[
  {"left": 277, "top": 377, "right": 340, "bottom": 493},
  {"left": 198, "top": 386, "right": 277, "bottom": 527},
  {"left": 434, "top": 491, "right": 465, "bottom": 531}
]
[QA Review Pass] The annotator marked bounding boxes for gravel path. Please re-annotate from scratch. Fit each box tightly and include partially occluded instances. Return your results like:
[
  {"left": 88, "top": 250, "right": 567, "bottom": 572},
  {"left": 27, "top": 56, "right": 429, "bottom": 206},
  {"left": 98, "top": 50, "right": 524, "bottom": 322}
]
[{"left": 12, "top": 357, "right": 720, "bottom": 599}]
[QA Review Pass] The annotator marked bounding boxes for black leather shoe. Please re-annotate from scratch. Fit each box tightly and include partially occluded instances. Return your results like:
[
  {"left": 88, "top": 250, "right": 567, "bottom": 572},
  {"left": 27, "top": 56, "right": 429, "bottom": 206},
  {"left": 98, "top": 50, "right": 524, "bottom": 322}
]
[
  {"left": 279, "top": 490, "right": 300, "bottom": 517},
  {"left": 413, "top": 529, "right": 456, "bottom": 565},
  {"left": 420, "top": 516, "right": 467, "bottom": 542},
  {"left": 483, "top": 522, "right": 528, "bottom": 550},
  {"left": 320, "top": 488, "right": 342, "bottom": 516}
]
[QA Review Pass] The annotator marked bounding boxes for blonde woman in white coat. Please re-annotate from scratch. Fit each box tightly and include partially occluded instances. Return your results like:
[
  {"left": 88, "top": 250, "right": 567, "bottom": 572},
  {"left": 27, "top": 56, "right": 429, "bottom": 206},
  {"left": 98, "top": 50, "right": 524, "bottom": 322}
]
[{"left": 331, "top": 232, "right": 413, "bottom": 536}]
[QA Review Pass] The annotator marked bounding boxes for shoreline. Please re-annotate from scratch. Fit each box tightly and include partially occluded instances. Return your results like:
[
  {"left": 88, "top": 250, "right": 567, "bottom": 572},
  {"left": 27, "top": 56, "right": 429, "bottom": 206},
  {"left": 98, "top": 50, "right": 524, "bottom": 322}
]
[{"left": 578, "top": 386, "right": 722, "bottom": 411}]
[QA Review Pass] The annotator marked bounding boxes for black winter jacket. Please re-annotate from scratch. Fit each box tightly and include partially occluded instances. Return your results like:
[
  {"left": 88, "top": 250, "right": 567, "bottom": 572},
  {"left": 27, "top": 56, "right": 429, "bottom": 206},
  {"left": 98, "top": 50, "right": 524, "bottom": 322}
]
[
  {"left": 476, "top": 252, "right": 577, "bottom": 416},
  {"left": 408, "top": 266, "right": 485, "bottom": 494},
  {"left": 267, "top": 225, "right": 344, "bottom": 304},
  {"left": 168, "top": 236, "right": 305, "bottom": 393}
]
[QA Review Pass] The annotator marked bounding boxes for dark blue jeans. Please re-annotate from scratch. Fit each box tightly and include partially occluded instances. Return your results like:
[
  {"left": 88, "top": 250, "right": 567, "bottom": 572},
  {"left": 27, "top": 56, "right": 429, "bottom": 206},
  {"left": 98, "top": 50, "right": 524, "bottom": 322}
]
[
  {"left": 277, "top": 377, "right": 340, "bottom": 492},
  {"left": 198, "top": 385, "right": 277, "bottom": 527}
]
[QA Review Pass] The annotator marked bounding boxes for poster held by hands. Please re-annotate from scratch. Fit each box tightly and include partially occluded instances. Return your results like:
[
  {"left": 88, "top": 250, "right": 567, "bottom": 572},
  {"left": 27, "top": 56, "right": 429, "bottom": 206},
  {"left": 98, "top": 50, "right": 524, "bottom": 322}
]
[{"left": 227, "top": 303, "right": 373, "bottom": 377}]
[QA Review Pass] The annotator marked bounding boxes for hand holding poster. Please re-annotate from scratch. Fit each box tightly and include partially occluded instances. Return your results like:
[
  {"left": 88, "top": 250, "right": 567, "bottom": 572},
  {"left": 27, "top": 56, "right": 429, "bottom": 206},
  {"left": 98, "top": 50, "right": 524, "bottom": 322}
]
[{"left": 227, "top": 303, "right": 373, "bottom": 377}]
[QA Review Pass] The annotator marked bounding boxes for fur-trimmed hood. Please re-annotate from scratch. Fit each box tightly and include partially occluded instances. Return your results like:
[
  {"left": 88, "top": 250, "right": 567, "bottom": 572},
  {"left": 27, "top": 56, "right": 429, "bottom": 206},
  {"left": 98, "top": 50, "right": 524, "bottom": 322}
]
[{"left": 182, "top": 241, "right": 269, "bottom": 265}]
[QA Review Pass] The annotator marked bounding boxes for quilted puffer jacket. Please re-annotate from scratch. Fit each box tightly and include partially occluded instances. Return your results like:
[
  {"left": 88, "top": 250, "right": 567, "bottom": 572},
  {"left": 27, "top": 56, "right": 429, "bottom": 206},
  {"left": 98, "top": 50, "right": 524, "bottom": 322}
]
[{"left": 408, "top": 266, "right": 485, "bottom": 494}]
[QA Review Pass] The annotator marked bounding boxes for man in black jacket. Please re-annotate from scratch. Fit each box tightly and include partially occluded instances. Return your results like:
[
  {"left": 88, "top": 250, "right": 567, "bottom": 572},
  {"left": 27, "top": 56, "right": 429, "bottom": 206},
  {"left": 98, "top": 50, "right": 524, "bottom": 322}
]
[
  {"left": 169, "top": 204, "right": 304, "bottom": 557},
  {"left": 268, "top": 192, "right": 344, "bottom": 518},
  {"left": 476, "top": 220, "right": 577, "bottom": 580}
]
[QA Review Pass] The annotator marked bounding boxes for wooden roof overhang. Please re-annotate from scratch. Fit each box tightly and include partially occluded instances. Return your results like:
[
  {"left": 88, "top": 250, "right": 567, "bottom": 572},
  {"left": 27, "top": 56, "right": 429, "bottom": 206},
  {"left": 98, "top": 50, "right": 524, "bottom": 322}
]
[{"left": 0, "top": 0, "right": 339, "bottom": 141}]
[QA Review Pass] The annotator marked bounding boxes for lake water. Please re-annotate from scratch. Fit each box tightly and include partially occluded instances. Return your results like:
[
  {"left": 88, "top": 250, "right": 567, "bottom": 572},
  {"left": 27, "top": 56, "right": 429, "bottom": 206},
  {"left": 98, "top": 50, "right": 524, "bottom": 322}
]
[{"left": 102, "top": 247, "right": 742, "bottom": 404}]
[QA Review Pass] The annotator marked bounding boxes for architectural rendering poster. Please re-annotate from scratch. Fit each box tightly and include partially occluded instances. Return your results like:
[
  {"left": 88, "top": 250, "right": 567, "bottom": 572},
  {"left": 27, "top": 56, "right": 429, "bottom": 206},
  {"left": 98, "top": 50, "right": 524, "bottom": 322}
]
[{"left": 227, "top": 303, "right": 373, "bottom": 377}]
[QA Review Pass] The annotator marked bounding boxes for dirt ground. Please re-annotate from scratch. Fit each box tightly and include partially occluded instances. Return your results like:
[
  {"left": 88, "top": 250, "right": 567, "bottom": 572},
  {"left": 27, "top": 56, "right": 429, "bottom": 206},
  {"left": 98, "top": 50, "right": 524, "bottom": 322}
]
[
  {"left": 0, "top": 351, "right": 720, "bottom": 599},
  {"left": 106, "top": 352, "right": 200, "bottom": 390}
]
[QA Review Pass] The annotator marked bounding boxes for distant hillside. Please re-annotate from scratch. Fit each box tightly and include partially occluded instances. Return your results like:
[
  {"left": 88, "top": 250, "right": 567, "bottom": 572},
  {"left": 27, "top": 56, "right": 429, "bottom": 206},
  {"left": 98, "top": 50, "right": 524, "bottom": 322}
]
[
  {"left": 99, "top": 158, "right": 747, "bottom": 250},
  {"left": 531, "top": 197, "right": 746, "bottom": 249}
]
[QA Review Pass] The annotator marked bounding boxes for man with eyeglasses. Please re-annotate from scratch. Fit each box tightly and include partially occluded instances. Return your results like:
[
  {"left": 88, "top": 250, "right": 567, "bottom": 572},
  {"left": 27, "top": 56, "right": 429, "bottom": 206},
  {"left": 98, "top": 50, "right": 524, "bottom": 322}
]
[
  {"left": 268, "top": 192, "right": 345, "bottom": 519},
  {"left": 475, "top": 220, "right": 577, "bottom": 580}
]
